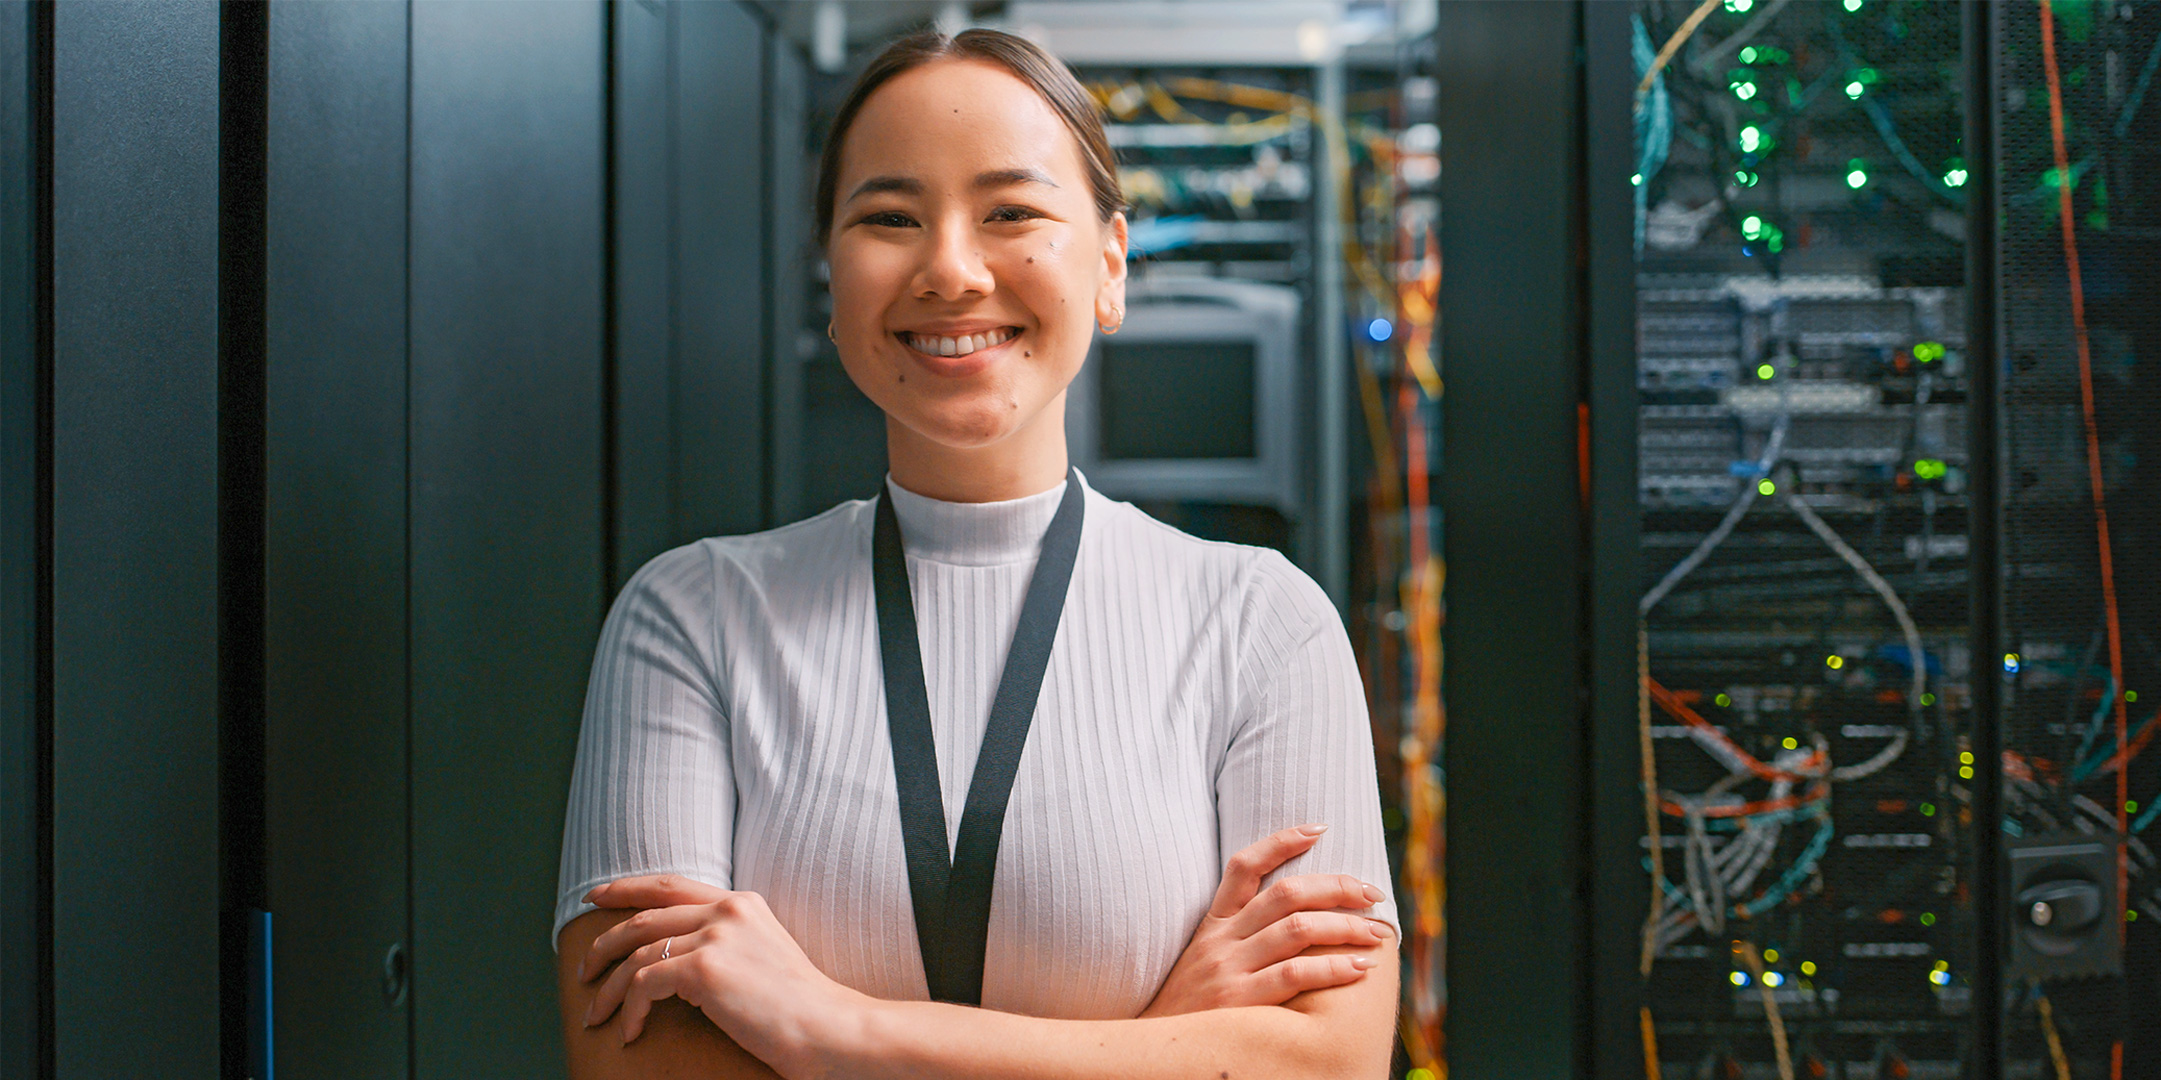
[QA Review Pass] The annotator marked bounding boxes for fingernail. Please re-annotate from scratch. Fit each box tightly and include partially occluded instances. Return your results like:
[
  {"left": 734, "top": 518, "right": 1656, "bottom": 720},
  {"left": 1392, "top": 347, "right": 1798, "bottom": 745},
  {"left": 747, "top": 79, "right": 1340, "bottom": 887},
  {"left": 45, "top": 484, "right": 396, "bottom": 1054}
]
[
  {"left": 1351, "top": 956, "right": 1375, "bottom": 970},
  {"left": 1368, "top": 918, "right": 1397, "bottom": 938},
  {"left": 1362, "top": 883, "right": 1387, "bottom": 903},
  {"left": 1297, "top": 824, "right": 1329, "bottom": 836}
]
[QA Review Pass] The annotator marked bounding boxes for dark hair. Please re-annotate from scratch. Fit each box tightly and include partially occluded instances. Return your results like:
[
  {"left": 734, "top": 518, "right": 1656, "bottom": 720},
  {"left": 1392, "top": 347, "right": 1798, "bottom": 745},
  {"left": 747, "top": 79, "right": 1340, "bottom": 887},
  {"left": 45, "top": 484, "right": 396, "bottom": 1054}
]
[{"left": 814, "top": 28, "right": 1124, "bottom": 246}]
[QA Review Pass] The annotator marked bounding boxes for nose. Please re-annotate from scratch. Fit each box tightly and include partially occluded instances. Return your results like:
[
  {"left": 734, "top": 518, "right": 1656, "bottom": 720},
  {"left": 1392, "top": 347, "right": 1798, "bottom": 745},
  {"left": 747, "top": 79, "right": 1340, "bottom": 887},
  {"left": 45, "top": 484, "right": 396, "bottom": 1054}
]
[{"left": 911, "top": 219, "right": 995, "bottom": 302}]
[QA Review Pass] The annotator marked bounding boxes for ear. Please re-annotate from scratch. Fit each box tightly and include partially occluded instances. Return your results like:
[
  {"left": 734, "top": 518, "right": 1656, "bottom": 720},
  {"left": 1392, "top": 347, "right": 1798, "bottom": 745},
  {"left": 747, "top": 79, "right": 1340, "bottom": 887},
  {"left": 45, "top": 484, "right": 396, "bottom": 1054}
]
[{"left": 1094, "top": 211, "right": 1129, "bottom": 327}]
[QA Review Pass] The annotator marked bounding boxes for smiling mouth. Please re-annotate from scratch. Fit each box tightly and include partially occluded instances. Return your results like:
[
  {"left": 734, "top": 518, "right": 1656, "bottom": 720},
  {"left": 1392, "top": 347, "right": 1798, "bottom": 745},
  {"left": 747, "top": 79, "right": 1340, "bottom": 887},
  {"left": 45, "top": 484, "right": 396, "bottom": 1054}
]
[{"left": 898, "top": 327, "right": 1021, "bottom": 358}]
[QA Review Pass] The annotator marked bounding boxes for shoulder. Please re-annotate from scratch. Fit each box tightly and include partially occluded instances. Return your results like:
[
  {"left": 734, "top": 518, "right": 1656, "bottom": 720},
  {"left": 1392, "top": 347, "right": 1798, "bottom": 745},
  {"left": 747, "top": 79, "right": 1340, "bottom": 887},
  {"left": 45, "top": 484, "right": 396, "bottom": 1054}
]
[
  {"left": 625, "top": 497, "right": 873, "bottom": 599},
  {"left": 1082, "top": 487, "right": 1337, "bottom": 650}
]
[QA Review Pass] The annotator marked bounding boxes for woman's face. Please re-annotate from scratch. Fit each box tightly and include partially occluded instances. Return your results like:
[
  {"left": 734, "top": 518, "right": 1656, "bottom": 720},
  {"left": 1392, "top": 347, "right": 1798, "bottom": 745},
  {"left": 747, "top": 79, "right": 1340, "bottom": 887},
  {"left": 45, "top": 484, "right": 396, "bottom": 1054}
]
[{"left": 826, "top": 59, "right": 1126, "bottom": 456}]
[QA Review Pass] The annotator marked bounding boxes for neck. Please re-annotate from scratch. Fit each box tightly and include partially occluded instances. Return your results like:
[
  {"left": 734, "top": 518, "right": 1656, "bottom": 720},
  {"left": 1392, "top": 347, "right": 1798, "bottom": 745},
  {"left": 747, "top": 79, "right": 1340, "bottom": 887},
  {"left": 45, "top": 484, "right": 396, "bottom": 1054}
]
[{"left": 885, "top": 393, "right": 1070, "bottom": 503}]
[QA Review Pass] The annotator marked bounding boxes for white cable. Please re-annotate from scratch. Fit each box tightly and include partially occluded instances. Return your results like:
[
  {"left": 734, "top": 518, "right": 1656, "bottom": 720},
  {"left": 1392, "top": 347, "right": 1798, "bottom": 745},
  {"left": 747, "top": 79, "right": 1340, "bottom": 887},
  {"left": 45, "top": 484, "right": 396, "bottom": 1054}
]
[
  {"left": 1642, "top": 416, "right": 1790, "bottom": 615},
  {"left": 1780, "top": 488, "right": 1920, "bottom": 781}
]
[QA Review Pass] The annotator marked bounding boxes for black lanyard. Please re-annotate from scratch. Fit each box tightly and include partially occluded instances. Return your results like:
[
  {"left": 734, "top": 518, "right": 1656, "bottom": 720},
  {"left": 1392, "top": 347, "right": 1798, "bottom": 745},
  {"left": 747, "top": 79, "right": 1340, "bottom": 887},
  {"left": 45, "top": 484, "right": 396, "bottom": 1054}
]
[{"left": 872, "top": 470, "right": 1084, "bottom": 1006}]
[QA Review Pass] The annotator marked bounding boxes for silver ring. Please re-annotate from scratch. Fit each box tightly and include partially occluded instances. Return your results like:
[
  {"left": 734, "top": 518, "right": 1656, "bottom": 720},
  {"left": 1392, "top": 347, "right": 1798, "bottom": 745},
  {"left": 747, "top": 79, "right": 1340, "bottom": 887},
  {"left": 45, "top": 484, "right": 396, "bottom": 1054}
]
[{"left": 660, "top": 937, "right": 673, "bottom": 960}]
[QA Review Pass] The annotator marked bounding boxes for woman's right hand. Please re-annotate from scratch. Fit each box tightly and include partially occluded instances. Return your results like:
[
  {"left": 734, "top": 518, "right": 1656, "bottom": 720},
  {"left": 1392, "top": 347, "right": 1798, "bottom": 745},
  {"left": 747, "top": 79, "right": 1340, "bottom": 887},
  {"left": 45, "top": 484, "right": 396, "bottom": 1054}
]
[{"left": 1139, "top": 824, "right": 1394, "bottom": 1018}]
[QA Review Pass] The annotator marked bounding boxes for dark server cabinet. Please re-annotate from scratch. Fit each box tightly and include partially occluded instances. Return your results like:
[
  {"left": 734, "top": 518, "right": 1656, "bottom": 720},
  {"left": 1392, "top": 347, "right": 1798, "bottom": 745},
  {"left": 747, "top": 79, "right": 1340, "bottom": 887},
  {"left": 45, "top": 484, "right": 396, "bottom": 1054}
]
[
  {"left": 264, "top": 2, "right": 413, "bottom": 1074},
  {"left": 261, "top": 2, "right": 788, "bottom": 1075},
  {"left": 48, "top": 2, "right": 225, "bottom": 1073},
  {"left": 405, "top": 4, "right": 608, "bottom": 1073}
]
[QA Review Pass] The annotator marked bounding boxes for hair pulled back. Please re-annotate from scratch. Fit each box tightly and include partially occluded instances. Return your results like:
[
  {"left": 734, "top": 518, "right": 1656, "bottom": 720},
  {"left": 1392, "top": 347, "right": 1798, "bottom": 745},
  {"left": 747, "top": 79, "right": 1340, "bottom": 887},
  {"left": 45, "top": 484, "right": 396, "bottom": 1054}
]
[{"left": 814, "top": 28, "right": 1124, "bottom": 246}]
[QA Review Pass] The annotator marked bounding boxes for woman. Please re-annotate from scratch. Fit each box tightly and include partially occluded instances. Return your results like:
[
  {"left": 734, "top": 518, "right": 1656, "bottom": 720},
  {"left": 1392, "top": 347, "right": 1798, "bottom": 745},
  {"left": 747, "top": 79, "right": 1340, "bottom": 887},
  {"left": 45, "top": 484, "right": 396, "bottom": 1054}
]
[{"left": 554, "top": 28, "right": 1399, "bottom": 1079}]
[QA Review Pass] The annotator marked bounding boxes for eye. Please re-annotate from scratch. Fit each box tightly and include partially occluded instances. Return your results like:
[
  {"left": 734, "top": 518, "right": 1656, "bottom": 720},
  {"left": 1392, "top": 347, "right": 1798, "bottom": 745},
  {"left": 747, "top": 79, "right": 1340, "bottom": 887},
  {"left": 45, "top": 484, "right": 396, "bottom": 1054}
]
[
  {"left": 986, "top": 205, "right": 1044, "bottom": 224},
  {"left": 857, "top": 210, "right": 918, "bottom": 229}
]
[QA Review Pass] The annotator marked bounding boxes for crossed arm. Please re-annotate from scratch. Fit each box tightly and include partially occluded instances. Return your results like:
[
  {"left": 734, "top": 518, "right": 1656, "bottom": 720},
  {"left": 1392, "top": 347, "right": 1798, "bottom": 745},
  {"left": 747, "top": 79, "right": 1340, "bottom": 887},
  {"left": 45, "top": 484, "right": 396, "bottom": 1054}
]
[{"left": 557, "top": 827, "right": 1400, "bottom": 1080}]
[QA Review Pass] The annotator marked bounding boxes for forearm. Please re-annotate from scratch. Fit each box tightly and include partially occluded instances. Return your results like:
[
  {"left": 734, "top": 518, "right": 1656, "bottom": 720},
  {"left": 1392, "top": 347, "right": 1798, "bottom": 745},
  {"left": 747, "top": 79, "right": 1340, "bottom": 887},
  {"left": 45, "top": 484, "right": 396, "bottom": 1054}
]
[{"left": 818, "top": 953, "right": 1398, "bottom": 1080}]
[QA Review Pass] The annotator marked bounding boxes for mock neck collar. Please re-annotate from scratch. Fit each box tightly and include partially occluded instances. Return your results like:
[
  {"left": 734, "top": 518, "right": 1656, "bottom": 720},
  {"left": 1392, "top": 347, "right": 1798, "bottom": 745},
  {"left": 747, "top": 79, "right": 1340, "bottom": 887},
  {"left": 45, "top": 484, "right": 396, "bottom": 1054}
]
[{"left": 882, "top": 472, "right": 1077, "bottom": 567}]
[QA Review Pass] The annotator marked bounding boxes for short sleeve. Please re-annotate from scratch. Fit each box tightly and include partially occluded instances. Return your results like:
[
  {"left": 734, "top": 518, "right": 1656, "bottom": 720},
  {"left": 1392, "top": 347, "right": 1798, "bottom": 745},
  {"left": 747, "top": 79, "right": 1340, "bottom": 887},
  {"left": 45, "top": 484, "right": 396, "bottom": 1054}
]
[
  {"left": 1213, "top": 553, "right": 1401, "bottom": 937},
  {"left": 552, "top": 543, "right": 736, "bottom": 950}
]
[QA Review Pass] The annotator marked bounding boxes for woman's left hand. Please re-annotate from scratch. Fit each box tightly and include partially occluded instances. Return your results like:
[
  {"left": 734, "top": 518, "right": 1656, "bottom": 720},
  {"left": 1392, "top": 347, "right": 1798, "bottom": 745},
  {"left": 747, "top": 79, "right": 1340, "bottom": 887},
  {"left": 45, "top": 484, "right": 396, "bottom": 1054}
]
[{"left": 579, "top": 876, "right": 863, "bottom": 1076}]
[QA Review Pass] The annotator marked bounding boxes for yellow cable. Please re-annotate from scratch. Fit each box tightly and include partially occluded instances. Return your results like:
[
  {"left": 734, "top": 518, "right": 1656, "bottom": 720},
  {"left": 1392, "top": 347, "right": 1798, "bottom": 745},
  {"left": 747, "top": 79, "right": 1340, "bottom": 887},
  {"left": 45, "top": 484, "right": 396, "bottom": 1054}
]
[
  {"left": 1640, "top": 1005, "right": 1663, "bottom": 1080},
  {"left": 1737, "top": 942, "right": 1794, "bottom": 1080},
  {"left": 2038, "top": 989, "right": 2072, "bottom": 1080},
  {"left": 1637, "top": 0, "right": 1724, "bottom": 103}
]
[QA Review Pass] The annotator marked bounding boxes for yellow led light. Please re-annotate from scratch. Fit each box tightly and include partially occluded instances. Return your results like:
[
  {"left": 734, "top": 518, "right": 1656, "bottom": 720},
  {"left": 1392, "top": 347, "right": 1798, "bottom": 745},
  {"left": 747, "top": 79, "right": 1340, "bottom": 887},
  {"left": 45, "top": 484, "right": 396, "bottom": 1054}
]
[
  {"left": 1960, "top": 751, "right": 1974, "bottom": 765},
  {"left": 1783, "top": 736, "right": 1799, "bottom": 750},
  {"left": 1764, "top": 948, "right": 1779, "bottom": 962},
  {"left": 1800, "top": 960, "right": 1817, "bottom": 975},
  {"left": 1826, "top": 655, "right": 1845, "bottom": 670}
]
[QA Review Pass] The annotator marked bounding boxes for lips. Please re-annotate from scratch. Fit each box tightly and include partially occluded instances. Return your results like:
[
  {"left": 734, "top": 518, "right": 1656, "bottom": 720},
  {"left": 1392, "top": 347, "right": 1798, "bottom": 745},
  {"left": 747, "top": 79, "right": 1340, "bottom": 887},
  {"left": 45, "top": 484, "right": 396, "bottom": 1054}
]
[{"left": 898, "top": 326, "right": 1020, "bottom": 358}]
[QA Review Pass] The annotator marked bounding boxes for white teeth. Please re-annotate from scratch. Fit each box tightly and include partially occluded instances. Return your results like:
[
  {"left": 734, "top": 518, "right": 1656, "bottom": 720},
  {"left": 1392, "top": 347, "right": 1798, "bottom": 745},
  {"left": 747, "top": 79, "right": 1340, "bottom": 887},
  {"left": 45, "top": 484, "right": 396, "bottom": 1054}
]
[{"left": 905, "top": 328, "right": 1016, "bottom": 358}]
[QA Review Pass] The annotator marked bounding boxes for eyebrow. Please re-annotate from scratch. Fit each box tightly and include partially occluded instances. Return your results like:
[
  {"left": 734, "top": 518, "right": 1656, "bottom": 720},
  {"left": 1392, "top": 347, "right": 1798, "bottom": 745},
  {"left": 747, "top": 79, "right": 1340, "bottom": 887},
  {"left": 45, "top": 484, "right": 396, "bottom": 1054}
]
[{"left": 842, "top": 168, "right": 1060, "bottom": 205}]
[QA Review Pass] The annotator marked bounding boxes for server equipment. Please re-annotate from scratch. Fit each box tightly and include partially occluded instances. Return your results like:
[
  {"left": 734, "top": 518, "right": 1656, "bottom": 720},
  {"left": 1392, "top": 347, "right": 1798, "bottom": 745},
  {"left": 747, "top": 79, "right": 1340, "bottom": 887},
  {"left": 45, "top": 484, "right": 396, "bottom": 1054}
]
[{"left": 1627, "top": 1, "right": 2160, "bottom": 1077}]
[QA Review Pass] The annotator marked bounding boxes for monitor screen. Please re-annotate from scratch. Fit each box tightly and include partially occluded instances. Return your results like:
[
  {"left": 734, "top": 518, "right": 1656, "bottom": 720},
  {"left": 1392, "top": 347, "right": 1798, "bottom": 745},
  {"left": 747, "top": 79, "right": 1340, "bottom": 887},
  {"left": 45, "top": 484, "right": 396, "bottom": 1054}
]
[{"left": 1097, "top": 339, "right": 1257, "bottom": 461}]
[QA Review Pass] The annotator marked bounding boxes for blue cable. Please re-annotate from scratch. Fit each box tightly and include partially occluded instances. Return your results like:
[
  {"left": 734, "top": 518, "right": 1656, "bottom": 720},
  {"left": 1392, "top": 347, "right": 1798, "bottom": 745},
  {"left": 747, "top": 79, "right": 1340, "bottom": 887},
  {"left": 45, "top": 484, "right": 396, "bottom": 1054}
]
[{"left": 2115, "top": 30, "right": 2161, "bottom": 140}]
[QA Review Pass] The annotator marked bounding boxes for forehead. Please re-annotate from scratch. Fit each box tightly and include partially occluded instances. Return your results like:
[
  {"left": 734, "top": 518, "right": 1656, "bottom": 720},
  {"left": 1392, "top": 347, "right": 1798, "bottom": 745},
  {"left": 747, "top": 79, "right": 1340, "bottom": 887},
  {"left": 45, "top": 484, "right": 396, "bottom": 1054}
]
[{"left": 839, "top": 58, "right": 1089, "bottom": 189}]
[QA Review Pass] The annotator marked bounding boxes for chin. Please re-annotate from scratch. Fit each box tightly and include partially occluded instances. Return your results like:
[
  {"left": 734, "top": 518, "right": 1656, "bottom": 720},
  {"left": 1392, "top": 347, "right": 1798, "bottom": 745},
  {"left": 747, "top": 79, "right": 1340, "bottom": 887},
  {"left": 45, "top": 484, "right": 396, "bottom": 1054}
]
[{"left": 900, "top": 395, "right": 1041, "bottom": 452}]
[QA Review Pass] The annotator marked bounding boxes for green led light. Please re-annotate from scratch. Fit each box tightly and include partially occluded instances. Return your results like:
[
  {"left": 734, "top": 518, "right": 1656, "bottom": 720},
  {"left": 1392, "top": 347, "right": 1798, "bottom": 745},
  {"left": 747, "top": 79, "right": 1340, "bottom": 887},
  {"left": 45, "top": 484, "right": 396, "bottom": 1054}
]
[
  {"left": 1757, "top": 363, "right": 1776, "bottom": 380},
  {"left": 1847, "top": 169, "right": 1868, "bottom": 189},
  {"left": 1715, "top": 693, "right": 1732, "bottom": 707},
  {"left": 1732, "top": 80, "right": 1759, "bottom": 101},
  {"left": 1740, "top": 46, "right": 1759, "bottom": 63},
  {"left": 1757, "top": 478, "right": 1777, "bottom": 496},
  {"left": 2127, "top": 690, "right": 2139, "bottom": 703},
  {"left": 1914, "top": 341, "right": 1946, "bottom": 362},
  {"left": 1725, "top": 0, "right": 1755, "bottom": 12},
  {"left": 1921, "top": 693, "right": 1936, "bottom": 706},
  {"left": 2130, "top": 800, "right": 2141, "bottom": 814},
  {"left": 1740, "top": 126, "right": 1764, "bottom": 153},
  {"left": 1914, "top": 459, "right": 1948, "bottom": 480},
  {"left": 1845, "top": 80, "right": 1866, "bottom": 99},
  {"left": 1920, "top": 912, "right": 1936, "bottom": 926},
  {"left": 1734, "top": 169, "right": 1759, "bottom": 187},
  {"left": 1742, "top": 214, "right": 1764, "bottom": 238},
  {"left": 1842, "top": 0, "right": 1861, "bottom": 10},
  {"left": 1920, "top": 802, "right": 1937, "bottom": 816}
]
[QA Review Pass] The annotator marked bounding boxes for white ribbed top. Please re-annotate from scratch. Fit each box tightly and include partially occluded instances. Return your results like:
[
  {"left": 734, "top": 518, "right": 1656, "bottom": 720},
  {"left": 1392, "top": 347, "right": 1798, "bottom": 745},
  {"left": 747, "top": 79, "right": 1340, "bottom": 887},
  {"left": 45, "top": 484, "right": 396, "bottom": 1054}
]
[{"left": 554, "top": 472, "right": 1397, "bottom": 1020}]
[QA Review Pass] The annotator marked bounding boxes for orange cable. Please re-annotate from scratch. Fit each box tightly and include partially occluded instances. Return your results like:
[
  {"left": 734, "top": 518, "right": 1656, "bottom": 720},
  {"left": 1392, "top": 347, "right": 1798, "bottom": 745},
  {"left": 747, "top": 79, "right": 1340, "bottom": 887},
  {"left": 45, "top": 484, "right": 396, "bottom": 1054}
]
[{"left": 2039, "top": 5, "right": 2127, "bottom": 1075}]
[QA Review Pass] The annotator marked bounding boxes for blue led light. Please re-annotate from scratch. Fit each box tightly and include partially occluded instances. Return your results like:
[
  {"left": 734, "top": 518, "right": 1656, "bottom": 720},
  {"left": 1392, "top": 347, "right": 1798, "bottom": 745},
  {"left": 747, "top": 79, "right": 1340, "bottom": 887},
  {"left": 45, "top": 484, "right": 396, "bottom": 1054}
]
[{"left": 1368, "top": 318, "right": 1394, "bottom": 343}]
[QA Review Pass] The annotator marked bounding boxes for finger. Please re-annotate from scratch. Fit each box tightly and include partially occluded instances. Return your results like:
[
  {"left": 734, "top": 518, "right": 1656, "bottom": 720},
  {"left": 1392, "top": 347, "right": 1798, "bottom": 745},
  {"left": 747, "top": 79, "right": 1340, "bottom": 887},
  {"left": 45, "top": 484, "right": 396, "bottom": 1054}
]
[
  {"left": 1248, "top": 952, "right": 1375, "bottom": 1006},
  {"left": 581, "top": 905, "right": 715, "bottom": 982},
  {"left": 585, "top": 936, "right": 671, "bottom": 1028},
  {"left": 617, "top": 953, "right": 692, "bottom": 1045},
  {"left": 1230, "top": 873, "right": 1384, "bottom": 938},
  {"left": 1208, "top": 825, "right": 1327, "bottom": 919},
  {"left": 583, "top": 874, "right": 728, "bottom": 910},
  {"left": 1240, "top": 911, "right": 1388, "bottom": 969}
]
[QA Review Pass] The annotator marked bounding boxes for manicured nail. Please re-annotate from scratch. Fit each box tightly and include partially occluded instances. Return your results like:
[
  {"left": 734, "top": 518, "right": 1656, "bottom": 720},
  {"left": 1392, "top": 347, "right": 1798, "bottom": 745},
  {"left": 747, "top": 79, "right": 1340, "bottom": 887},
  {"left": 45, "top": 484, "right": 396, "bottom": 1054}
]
[
  {"left": 1297, "top": 824, "right": 1329, "bottom": 836},
  {"left": 1368, "top": 918, "right": 1396, "bottom": 938},
  {"left": 1351, "top": 956, "right": 1375, "bottom": 970},
  {"left": 1362, "top": 883, "right": 1387, "bottom": 903}
]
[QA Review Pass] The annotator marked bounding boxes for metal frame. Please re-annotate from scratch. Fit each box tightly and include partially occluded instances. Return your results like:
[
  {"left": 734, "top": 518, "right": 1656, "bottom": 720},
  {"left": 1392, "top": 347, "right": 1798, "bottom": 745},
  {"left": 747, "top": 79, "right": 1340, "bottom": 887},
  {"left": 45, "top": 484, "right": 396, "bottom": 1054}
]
[{"left": 1961, "top": 3, "right": 2004, "bottom": 1076}]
